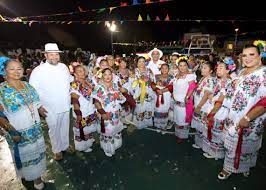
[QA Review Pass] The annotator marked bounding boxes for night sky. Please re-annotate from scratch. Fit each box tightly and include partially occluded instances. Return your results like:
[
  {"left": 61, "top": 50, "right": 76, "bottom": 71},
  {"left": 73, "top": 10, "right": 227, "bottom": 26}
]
[{"left": 0, "top": 0, "right": 265, "bottom": 52}]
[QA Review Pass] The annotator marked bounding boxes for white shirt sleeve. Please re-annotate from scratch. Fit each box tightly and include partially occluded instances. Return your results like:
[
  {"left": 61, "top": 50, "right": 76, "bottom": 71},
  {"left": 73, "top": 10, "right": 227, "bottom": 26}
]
[{"left": 29, "top": 67, "right": 41, "bottom": 93}]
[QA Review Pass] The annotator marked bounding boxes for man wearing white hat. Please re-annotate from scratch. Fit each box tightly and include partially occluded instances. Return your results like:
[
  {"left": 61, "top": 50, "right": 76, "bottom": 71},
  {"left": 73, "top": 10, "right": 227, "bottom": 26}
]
[
  {"left": 147, "top": 48, "right": 165, "bottom": 76},
  {"left": 29, "top": 43, "right": 74, "bottom": 161}
]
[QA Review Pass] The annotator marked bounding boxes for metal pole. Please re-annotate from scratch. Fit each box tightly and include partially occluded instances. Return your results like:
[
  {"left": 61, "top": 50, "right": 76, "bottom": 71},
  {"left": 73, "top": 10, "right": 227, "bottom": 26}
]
[
  {"left": 234, "top": 31, "right": 238, "bottom": 48},
  {"left": 111, "top": 31, "right": 114, "bottom": 55}
]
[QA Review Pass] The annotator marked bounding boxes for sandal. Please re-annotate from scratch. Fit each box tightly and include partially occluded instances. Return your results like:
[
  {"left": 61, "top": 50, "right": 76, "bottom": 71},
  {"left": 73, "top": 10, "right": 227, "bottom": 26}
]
[
  {"left": 243, "top": 171, "right": 250, "bottom": 177},
  {"left": 218, "top": 169, "right": 232, "bottom": 180},
  {"left": 53, "top": 152, "right": 63, "bottom": 161},
  {"left": 64, "top": 145, "right": 75, "bottom": 154},
  {"left": 34, "top": 182, "right": 45, "bottom": 190},
  {"left": 83, "top": 147, "right": 93, "bottom": 153},
  {"left": 203, "top": 152, "right": 215, "bottom": 159},
  {"left": 192, "top": 144, "right": 201, "bottom": 149},
  {"left": 105, "top": 152, "right": 113, "bottom": 157}
]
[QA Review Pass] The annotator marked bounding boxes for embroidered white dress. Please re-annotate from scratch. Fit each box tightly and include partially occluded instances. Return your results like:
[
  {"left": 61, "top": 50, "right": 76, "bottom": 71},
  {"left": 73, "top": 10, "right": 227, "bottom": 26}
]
[
  {"left": 201, "top": 78, "right": 231, "bottom": 159},
  {"left": 91, "top": 83, "right": 126, "bottom": 156},
  {"left": 191, "top": 76, "right": 216, "bottom": 148},
  {"left": 70, "top": 80, "right": 97, "bottom": 152},
  {"left": 173, "top": 74, "right": 197, "bottom": 138},
  {"left": 132, "top": 68, "right": 156, "bottom": 129},
  {"left": 117, "top": 70, "right": 134, "bottom": 122},
  {"left": 153, "top": 74, "right": 174, "bottom": 129},
  {"left": 0, "top": 82, "right": 46, "bottom": 181},
  {"left": 223, "top": 67, "right": 266, "bottom": 173}
]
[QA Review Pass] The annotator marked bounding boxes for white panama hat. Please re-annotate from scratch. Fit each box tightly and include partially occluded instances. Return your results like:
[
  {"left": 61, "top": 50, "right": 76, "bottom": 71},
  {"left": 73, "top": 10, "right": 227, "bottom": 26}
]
[
  {"left": 43, "top": 43, "right": 63, "bottom": 53},
  {"left": 148, "top": 48, "right": 163, "bottom": 59}
]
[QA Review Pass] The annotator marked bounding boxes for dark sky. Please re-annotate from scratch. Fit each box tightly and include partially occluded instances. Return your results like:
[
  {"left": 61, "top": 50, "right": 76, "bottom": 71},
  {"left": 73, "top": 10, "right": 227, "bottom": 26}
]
[{"left": 0, "top": 0, "right": 266, "bottom": 52}]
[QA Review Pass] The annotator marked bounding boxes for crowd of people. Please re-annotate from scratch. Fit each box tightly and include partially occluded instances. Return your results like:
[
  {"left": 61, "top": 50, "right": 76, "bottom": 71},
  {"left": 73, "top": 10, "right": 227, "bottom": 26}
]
[{"left": 0, "top": 41, "right": 265, "bottom": 189}]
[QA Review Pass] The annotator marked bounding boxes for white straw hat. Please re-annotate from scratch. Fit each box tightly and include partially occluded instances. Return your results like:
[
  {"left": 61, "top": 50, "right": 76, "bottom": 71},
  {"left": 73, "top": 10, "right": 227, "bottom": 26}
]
[
  {"left": 148, "top": 48, "right": 163, "bottom": 59},
  {"left": 43, "top": 43, "right": 63, "bottom": 53}
]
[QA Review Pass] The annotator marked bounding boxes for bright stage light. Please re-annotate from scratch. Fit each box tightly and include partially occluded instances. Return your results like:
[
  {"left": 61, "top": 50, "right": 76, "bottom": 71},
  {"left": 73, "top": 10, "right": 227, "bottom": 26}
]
[{"left": 109, "top": 24, "right": 117, "bottom": 32}]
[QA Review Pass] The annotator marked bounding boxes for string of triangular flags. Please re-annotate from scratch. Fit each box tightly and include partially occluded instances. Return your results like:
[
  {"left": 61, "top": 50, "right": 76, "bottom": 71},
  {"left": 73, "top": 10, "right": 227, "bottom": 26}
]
[
  {"left": 1, "top": 16, "right": 266, "bottom": 27},
  {"left": 0, "top": 0, "right": 173, "bottom": 22},
  {"left": 137, "top": 13, "right": 170, "bottom": 21}
]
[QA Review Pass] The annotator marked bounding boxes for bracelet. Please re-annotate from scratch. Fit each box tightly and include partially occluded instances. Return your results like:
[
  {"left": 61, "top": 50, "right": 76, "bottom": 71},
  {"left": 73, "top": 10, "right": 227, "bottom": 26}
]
[
  {"left": 215, "top": 101, "right": 222, "bottom": 105},
  {"left": 244, "top": 115, "right": 250, "bottom": 122}
]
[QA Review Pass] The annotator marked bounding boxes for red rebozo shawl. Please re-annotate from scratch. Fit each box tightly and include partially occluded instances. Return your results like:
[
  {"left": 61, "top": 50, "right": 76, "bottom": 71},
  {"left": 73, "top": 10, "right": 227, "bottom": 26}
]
[
  {"left": 151, "top": 81, "right": 173, "bottom": 108},
  {"left": 118, "top": 83, "right": 136, "bottom": 110},
  {"left": 234, "top": 97, "right": 266, "bottom": 170},
  {"left": 185, "top": 81, "right": 197, "bottom": 123}
]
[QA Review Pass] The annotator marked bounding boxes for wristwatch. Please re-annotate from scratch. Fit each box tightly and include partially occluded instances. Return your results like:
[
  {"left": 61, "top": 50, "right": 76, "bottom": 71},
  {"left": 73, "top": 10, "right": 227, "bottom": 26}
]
[{"left": 244, "top": 115, "right": 250, "bottom": 122}]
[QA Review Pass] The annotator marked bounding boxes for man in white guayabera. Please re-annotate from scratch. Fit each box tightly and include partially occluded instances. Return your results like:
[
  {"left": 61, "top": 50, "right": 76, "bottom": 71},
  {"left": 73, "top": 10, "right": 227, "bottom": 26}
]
[{"left": 29, "top": 43, "right": 75, "bottom": 161}]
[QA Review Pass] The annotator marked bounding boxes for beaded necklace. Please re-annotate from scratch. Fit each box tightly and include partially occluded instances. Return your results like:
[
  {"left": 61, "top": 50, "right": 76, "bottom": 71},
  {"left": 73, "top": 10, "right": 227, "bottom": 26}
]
[{"left": 8, "top": 81, "right": 37, "bottom": 123}]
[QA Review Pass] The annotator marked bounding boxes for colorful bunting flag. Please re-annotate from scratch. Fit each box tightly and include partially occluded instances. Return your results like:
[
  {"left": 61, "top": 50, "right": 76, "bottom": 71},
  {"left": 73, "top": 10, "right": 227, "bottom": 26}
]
[
  {"left": 1, "top": 1, "right": 175, "bottom": 23},
  {"left": 97, "top": 8, "right": 105, "bottom": 13},
  {"left": 78, "top": 6, "right": 85, "bottom": 12},
  {"left": 120, "top": 2, "right": 128, "bottom": 6},
  {"left": 109, "top": 7, "right": 116, "bottom": 14},
  {"left": 147, "top": 14, "right": 151, "bottom": 21},
  {"left": 0, "top": 15, "right": 8, "bottom": 22},
  {"left": 29, "top": 21, "right": 34, "bottom": 27},
  {"left": 137, "top": 14, "right": 143, "bottom": 21},
  {"left": 165, "top": 14, "right": 170, "bottom": 21},
  {"left": 133, "top": 0, "right": 139, "bottom": 5}
]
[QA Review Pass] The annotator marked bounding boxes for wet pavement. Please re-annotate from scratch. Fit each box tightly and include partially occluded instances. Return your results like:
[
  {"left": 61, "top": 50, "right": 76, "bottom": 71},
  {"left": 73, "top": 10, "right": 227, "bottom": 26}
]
[{"left": 0, "top": 124, "right": 266, "bottom": 190}]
